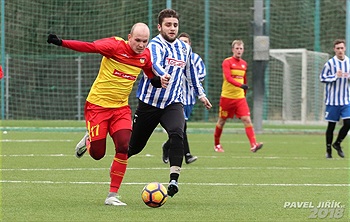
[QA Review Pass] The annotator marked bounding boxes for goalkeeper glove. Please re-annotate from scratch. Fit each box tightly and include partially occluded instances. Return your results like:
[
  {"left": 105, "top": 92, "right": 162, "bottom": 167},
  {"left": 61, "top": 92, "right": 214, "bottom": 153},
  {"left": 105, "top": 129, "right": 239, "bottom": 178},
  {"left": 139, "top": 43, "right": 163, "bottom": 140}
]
[
  {"left": 150, "top": 76, "right": 162, "bottom": 88},
  {"left": 240, "top": 84, "right": 249, "bottom": 90},
  {"left": 47, "top": 34, "right": 62, "bottom": 46}
]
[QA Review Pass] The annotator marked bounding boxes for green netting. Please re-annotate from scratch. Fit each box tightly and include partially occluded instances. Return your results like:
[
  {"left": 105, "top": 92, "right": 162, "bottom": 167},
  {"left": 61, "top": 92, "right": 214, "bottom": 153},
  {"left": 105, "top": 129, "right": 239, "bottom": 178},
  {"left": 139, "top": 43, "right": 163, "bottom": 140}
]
[{"left": 0, "top": 0, "right": 347, "bottom": 122}]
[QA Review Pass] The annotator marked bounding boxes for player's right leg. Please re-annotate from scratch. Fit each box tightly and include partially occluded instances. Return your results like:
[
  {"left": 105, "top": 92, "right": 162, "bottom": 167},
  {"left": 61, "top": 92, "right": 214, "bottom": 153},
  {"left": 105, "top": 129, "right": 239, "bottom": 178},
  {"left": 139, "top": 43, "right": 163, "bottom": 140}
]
[
  {"left": 214, "top": 117, "right": 226, "bottom": 152},
  {"left": 79, "top": 101, "right": 109, "bottom": 160},
  {"left": 128, "top": 100, "right": 161, "bottom": 158},
  {"left": 214, "top": 97, "right": 232, "bottom": 153},
  {"left": 325, "top": 121, "right": 336, "bottom": 158},
  {"left": 325, "top": 106, "right": 341, "bottom": 158}
]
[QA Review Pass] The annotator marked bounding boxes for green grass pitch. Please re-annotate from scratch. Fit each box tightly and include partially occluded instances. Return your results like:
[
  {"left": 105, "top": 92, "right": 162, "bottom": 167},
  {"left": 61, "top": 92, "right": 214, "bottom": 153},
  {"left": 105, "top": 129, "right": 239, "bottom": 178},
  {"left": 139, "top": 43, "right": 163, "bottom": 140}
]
[{"left": 0, "top": 121, "right": 348, "bottom": 221}]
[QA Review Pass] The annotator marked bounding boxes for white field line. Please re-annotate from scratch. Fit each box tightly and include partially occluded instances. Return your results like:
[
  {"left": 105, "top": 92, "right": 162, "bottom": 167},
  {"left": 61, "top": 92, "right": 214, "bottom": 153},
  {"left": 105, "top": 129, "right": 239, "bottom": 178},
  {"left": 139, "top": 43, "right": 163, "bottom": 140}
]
[
  {"left": 0, "top": 180, "right": 348, "bottom": 187},
  {"left": 0, "top": 153, "right": 344, "bottom": 161},
  {"left": 1, "top": 139, "right": 72, "bottom": 142},
  {"left": 0, "top": 139, "right": 321, "bottom": 145},
  {"left": 1, "top": 166, "right": 349, "bottom": 171}
]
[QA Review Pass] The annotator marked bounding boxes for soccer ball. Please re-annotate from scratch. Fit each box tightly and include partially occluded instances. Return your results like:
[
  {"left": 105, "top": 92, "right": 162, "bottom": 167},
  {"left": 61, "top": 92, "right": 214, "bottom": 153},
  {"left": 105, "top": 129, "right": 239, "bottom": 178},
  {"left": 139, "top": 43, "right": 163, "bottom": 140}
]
[{"left": 141, "top": 182, "right": 168, "bottom": 208}]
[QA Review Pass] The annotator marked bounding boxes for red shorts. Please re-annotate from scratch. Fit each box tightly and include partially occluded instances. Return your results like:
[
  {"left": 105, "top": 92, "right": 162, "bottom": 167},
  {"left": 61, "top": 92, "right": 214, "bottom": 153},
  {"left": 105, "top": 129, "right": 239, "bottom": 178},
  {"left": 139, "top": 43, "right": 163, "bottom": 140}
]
[
  {"left": 84, "top": 101, "right": 132, "bottom": 142},
  {"left": 218, "top": 97, "right": 250, "bottom": 119}
]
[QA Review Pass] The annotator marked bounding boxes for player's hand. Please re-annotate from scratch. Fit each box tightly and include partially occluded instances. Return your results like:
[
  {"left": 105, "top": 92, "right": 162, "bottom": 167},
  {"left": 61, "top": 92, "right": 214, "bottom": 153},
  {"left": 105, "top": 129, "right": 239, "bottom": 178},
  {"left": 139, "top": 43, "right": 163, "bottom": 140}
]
[
  {"left": 150, "top": 76, "right": 162, "bottom": 88},
  {"left": 161, "top": 74, "right": 171, "bottom": 88},
  {"left": 47, "top": 34, "right": 62, "bottom": 46},
  {"left": 240, "top": 84, "right": 249, "bottom": 90},
  {"left": 336, "top": 69, "right": 347, "bottom": 78},
  {"left": 199, "top": 96, "right": 212, "bottom": 110}
]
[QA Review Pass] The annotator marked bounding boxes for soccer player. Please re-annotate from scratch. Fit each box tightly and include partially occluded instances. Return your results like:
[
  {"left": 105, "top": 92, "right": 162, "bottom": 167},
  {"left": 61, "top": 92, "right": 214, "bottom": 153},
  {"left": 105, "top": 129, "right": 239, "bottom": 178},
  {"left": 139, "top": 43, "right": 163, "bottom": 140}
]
[
  {"left": 127, "top": 9, "right": 212, "bottom": 197},
  {"left": 47, "top": 23, "right": 160, "bottom": 206},
  {"left": 319, "top": 39, "right": 349, "bottom": 159},
  {"left": 0, "top": 65, "right": 3, "bottom": 79},
  {"left": 162, "top": 32, "right": 207, "bottom": 164},
  {"left": 213, "top": 39, "right": 263, "bottom": 153}
]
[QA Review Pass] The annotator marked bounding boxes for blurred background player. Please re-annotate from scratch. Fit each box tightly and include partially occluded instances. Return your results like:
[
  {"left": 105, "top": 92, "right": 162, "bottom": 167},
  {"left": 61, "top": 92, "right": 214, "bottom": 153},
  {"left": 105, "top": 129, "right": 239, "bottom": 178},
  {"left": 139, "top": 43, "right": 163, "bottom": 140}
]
[
  {"left": 320, "top": 39, "right": 349, "bottom": 159},
  {"left": 0, "top": 65, "right": 3, "bottom": 79},
  {"left": 213, "top": 39, "right": 263, "bottom": 153},
  {"left": 48, "top": 23, "right": 158, "bottom": 206},
  {"left": 162, "top": 32, "right": 207, "bottom": 164},
  {"left": 127, "top": 9, "right": 212, "bottom": 198}
]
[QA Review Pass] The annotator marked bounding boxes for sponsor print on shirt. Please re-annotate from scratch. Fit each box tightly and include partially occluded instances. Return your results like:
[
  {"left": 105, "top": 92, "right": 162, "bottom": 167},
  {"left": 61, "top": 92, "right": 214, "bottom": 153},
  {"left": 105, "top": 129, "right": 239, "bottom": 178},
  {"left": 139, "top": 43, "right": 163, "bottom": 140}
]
[{"left": 113, "top": 69, "right": 136, "bottom": 81}]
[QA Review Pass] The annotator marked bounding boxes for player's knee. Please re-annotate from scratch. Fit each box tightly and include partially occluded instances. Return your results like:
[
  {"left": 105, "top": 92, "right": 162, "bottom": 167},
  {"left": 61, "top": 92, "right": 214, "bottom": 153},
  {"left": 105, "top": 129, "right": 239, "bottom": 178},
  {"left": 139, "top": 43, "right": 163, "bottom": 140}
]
[
  {"left": 116, "top": 145, "right": 128, "bottom": 154},
  {"left": 169, "top": 134, "right": 183, "bottom": 148},
  {"left": 114, "top": 136, "right": 129, "bottom": 154},
  {"left": 89, "top": 140, "right": 106, "bottom": 160},
  {"left": 89, "top": 148, "right": 105, "bottom": 160},
  {"left": 111, "top": 130, "right": 130, "bottom": 154},
  {"left": 168, "top": 127, "right": 183, "bottom": 139}
]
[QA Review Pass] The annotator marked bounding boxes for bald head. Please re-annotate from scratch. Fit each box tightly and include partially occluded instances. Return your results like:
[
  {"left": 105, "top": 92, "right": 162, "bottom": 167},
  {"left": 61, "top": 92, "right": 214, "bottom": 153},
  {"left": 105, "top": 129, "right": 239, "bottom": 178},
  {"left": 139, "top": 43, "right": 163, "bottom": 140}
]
[
  {"left": 131, "top": 23, "right": 149, "bottom": 35},
  {"left": 128, "top": 23, "right": 150, "bottom": 54}
]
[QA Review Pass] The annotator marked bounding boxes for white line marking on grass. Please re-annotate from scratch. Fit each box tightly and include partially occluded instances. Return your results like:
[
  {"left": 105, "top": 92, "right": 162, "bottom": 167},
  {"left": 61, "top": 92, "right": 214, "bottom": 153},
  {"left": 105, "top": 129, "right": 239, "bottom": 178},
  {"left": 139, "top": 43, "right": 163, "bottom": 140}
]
[
  {"left": 1, "top": 139, "right": 72, "bottom": 142},
  {"left": 1, "top": 166, "right": 349, "bottom": 171},
  {"left": 1, "top": 154, "right": 70, "bottom": 157},
  {"left": 1, "top": 153, "right": 347, "bottom": 161},
  {"left": 0, "top": 180, "right": 348, "bottom": 187}
]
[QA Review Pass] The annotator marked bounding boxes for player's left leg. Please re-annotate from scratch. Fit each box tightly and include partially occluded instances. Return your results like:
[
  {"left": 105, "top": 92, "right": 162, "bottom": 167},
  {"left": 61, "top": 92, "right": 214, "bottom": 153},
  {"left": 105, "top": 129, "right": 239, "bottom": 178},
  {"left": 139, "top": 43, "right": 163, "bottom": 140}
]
[
  {"left": 237, "top": 99, "right": 263, "bottom": 152},
  {"left": 105, "top": 129, "right": 131, "bottom": 206},
  {"left": 163, "top": 105, "right": 197, "bottom": 164},
  {"left": 332, "top": 105, "right": 350, "bottom": 158},
  {"left": 163, "top": 122, "right": 198, "bottom": 164},
  {"left": 105, "top": 106, "right": 132, "bottom": 206},
  {"left": 240, "top": 116, "right": 263, "bottom": 152},
  {"left": 160, "top": 103, "right": 185, "bottom": 197}
]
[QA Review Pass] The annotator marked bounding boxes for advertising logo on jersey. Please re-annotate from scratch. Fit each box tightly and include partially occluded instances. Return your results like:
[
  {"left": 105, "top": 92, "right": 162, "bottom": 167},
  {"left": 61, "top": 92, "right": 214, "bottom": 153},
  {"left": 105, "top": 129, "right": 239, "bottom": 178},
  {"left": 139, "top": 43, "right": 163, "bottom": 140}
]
[
  {"left": 113, "top": 69, "right": 136, "bottom": 81},
  {"left": 166, "top": 58, "right": 186, "bottom": 68}
]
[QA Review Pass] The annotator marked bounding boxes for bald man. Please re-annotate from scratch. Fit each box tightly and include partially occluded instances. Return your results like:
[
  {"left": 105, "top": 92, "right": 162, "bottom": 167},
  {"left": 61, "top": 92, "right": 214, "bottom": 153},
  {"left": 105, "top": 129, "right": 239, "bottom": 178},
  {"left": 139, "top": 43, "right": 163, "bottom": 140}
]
[{"left": 48, "top": 23, "right": 156, "bottom": 206}]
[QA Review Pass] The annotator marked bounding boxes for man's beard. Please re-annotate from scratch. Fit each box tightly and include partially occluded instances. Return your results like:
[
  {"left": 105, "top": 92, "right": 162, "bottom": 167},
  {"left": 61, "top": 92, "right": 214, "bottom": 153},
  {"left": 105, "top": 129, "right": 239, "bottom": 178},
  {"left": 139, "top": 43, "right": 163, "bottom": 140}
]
[{"left": 162, "top": 33, "right": 176, "bottom": 43}]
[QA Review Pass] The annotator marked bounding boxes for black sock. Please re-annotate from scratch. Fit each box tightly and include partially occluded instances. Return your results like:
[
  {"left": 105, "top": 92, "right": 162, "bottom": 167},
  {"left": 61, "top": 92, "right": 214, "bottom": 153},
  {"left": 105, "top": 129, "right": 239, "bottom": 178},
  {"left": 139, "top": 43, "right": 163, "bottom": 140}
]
[{"left": 170, "top": 173, "right": 179, "bottom": 182}]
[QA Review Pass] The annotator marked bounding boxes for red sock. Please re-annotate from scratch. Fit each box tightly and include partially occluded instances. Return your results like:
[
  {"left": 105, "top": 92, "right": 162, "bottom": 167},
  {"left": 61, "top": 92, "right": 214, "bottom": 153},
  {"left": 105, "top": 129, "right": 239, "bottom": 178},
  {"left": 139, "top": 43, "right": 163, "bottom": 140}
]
[
  {"left": 109, "top": 153, "right": 128, "bottom": 193},
  {"left": 214, "top": 125, "right": 223, "bottom": 145},
  {"left": 245, "top": 126, "right": 256, "bottom": 147}
]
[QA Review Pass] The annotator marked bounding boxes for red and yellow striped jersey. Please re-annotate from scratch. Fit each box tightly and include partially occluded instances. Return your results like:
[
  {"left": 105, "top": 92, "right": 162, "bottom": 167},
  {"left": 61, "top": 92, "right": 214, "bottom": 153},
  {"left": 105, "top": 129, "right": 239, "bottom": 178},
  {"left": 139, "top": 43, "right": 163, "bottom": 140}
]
[
  {"left": 220, "top": 56, "right": 247, "bottom": 99},
  {"left": 62, "top": 37, "right": 154, "bottom": 108}
]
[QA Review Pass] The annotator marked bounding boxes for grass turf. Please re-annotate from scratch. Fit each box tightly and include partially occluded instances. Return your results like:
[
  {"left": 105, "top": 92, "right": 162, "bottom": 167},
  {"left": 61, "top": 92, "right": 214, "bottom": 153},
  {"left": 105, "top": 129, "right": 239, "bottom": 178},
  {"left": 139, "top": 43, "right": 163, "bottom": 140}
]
[{"left": 0, "top": 121, "right": 348, "bottom": 221}]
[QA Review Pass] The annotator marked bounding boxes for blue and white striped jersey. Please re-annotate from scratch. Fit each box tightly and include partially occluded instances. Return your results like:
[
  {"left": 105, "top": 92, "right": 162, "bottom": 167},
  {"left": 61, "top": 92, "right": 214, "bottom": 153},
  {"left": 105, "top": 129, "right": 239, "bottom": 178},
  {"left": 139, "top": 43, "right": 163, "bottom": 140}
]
[
  {"left": 182, "top": 52, "right": 206, "bottom": 106},
  {"left": 136, "top": 34, "right": 206, "bottom": 109},
  {"left": 320, "top": 55, "right": 350, "bottom": 106}
]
